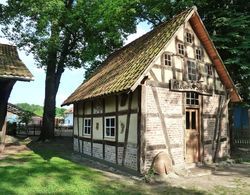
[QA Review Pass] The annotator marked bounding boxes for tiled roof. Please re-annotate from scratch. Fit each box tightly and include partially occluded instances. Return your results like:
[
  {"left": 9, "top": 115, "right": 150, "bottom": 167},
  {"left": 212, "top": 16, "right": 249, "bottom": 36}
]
[
  {"left": 63, "top": 8, "right": 193, "bottom": 105},
  {"left": 0, "top": 43, "right": 33, "bottom": 81}
]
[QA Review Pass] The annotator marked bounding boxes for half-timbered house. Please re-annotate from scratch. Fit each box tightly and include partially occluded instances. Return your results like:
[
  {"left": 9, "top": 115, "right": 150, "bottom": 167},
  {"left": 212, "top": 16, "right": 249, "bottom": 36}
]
[{"left": 63, "top": 7, "right": 241, "bottom": 174}]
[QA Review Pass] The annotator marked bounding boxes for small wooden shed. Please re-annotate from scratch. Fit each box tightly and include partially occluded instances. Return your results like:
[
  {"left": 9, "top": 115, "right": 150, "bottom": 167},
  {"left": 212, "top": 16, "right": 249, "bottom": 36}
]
[
  {"left": 0, "top": 43, "right": 33, "bottom": 143},
  {"left": 63, "top": 7, "right": 241, "bottom": 174}
]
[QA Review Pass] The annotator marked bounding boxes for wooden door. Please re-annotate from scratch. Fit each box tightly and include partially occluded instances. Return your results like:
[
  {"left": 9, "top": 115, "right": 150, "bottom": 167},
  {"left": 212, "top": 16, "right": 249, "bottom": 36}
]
[{"left": 185, "top": 109, "right": 200, "bottom": 163}]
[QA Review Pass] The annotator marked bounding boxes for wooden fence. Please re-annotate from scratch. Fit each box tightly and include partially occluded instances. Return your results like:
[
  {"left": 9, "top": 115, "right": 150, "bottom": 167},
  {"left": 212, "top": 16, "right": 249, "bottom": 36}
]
[{"left": 13, "top": 125, "right": 73, "bottom": 137}]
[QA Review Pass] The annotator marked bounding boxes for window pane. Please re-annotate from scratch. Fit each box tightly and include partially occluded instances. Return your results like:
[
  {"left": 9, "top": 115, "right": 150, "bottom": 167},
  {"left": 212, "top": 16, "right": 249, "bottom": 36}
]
[
  {"left": 111, "top": 118, "right": 115, "bottom": 126},
  {"left": 111, "top": 128, "right": 115, "bottom": 136},
  {"left": 191, "top": 111, "right": 196, "bottom": 129},
  {"left": 186, "top": 111, "right": 190, "bottom": 129},
  {"left": 106, "top": 118, "right": 110, "bottom": 127},
  {"left": 106, "top": 128, "right": 110, "bottom": 136}
]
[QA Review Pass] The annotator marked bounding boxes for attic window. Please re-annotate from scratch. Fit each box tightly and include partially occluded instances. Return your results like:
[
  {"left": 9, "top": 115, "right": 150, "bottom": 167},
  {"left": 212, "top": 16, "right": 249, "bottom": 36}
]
[
  {"left": 177, "top": 43, "right": 185, "bottom": 55},
  {"left": 206, "top": 64, "right": 213, "bottom": 76},
  {"left": 187, "top": 60, "right": 197, "bottom": 81},
  {"left": 186, "top": 32, "right": 193, "bottom": 43},
  {"left": 163, "top": 53, "right": 172, "bottom": 66},
  {"left": 195, "top": 48, "right": 202, "bottom": 60}
]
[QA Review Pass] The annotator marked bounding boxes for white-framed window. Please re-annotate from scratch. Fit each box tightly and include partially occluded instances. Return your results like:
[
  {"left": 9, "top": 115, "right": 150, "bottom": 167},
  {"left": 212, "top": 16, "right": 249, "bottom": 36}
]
[
  {"left": 187, "top": 60, "right": 197, "bottom": 81},
  {"left": 163, "top": 53, "right": 172, "bottom": 66},
  {"left": 105, "top": 117, "right": 115, "bottom": 137},
  {"left": 206, "top": 64, "right": 213, "bottom": 76},
  {"left": 83, "top": 118, "right": 91, "bottom": 135},
  {"left": 177, "top": 43, "right": 185, "bottom": 55},
  {"left": 186, "top": 32, "right": 193, "bottom": 43},
  {"left": 195, "top": 48, "right": 202, "bottom": 60},
  {"left": 186, "top": 92, "right": 199, "bottom": 105}
]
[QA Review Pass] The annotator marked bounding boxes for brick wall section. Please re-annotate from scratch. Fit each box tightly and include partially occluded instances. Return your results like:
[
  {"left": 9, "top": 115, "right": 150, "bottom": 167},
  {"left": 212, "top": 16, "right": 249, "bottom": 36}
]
[
  {"left": 93, "top": 143, "right": 103, "bottom": 159},
  {"left": 124, "top": 143, "right": 137, "bottom": 170},
  {"left": 83, "top": 141, "right": 91, "bottom": 156},
  {"left": 143, "top": 85, "right": 185, "bottom": 172},
  {"left": 104, "top": 145, "right": 116, "bottom": 163},
  {"left": 202, "top": 94, "right": 229, "bottom": 163}
]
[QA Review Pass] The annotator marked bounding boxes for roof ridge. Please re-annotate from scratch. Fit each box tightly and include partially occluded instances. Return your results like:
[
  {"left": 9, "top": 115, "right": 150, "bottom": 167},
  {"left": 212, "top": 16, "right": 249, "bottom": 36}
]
[
  {"left": 63, "top": 7, "right": 194, "bottom": 105},
  {"left": 83, "top": 7, "right": 194, "bottom": 83}
]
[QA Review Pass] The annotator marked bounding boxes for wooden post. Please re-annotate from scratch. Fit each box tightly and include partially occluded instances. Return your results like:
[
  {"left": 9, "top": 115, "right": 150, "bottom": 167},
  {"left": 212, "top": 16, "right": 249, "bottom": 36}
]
[
  {"left": 102, "top": 98, "right": 105, "bottom": 159},
  {"left": 76, "top": 103, "right": 80, "bottom": 153},
  {"left": 115, "top": 95, "right": 119, "bottom": 164},
  {"left": 122, "top": 93, "right": 133, "bottom": 166},
  {"left": 137, "top": 87, "right": 142, "bottom": 172},
  {"left": 0, "top": 121, "right": 7, "bottom": 153},
  {"left": 91, "top": 101, "right": 94, "bottom": 156},
  {"left": 0, "top": 80, "right": 16, "bottom": 153}
]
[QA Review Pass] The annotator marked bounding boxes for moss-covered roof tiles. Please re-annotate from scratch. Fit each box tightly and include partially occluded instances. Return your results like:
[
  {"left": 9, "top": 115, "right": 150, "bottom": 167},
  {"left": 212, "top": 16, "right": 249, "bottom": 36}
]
[
  {"left": 63, "top": 8, "right": 193, "bottom": 105},
  {"left": 0, "top": 44, "right": 33, "bottom": 81},
  {"left": 64, "top": 6, "right": 241, "bottom": 105}
]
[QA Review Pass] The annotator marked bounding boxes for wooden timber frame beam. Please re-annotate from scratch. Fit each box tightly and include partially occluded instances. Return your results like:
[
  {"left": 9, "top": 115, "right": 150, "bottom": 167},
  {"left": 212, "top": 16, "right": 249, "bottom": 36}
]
[
  {"left": 76, "top": 103, "right": 80, "bottom": 153},
  {"left": 102, "top": 98, "right": 105, "bottom": 159},
  {"left": 122, "top": 93, "right": 133, "bottom": 166},
  {"left": 91, "top": 101, "right": 94, "bottom": 156},
  {"left": 151, "top": 86, "right": 174, "bottom": 165},
  {"left": 82, "top": 102, "right": 85, "bottom": 154},
  {"left": 213, "top": 95, "right": 230, "bottom": 162},
  {"left": 115, "top": 95, "right": 119, "bottom": 164},
  {"left": 137, "top": 86, "right": 142, "bottom": 172}
]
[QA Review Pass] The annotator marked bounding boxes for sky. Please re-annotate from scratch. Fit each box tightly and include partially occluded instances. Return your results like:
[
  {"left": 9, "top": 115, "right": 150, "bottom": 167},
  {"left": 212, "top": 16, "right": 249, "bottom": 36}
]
[{"left": 0, "top": 1, "right": 151, "bottom": 107}]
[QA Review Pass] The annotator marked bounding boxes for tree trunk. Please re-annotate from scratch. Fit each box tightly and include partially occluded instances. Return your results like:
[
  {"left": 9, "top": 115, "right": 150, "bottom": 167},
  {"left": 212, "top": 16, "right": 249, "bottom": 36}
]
[{"left": 0, "top": 80, "right": 16, "bottom": 152}]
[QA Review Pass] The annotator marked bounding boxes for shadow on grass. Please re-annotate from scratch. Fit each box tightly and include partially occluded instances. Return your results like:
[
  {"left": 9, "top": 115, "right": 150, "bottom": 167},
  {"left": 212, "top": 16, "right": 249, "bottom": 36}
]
[{"left": 0, "top": 137, "right": 205, "bottom": 194}]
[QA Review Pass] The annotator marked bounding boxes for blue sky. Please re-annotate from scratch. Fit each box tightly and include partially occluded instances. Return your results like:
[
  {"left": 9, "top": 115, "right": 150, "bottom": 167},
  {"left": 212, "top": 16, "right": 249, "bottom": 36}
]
[{"left": 0, "top": 1, "right": 151, "bottom": 107}]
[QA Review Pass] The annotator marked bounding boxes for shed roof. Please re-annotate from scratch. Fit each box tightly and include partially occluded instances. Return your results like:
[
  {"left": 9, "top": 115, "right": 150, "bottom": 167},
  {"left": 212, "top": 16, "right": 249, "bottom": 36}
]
[
  {"left": 63, "top": 7, "right": 240, "bottom": 105},
  {"left": 0, "top": 43, "right": 33, "bottom": 81}
]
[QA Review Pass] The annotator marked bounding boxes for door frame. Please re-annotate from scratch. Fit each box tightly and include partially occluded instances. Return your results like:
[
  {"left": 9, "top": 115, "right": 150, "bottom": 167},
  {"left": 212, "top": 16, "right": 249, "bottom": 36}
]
[{"left": 185, "top": 107, "right": 201, "bottom": 163}]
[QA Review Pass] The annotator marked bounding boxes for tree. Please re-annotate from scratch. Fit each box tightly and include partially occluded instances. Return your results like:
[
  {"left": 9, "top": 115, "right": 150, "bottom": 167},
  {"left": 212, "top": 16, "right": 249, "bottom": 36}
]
[
  {"left": 137, "top": 0, "right": 250, "bottom": 104},
  {"left": 0, "top": 0, "right": 138, "bottom": 140}
]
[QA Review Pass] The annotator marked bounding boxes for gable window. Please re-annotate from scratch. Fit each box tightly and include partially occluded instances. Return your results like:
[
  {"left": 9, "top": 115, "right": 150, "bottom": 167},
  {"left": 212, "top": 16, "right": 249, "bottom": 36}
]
[
  {"left": 186, "top": 92, "right": 199, "bottom": 105},
  {"left": 105, "top": 117, "right": 115, "bottom": 137},
  {"left": 83, "top": 118, "right": 91, "bottom": 135},
  {"left": 177, "top": 43, "right": 185, "bottom": 55},
  {"left": 186, "top": 32, "right": 193, "bottom": 43},
  {"left": 163, "top": 53, "right": 172, "bottom": 66},
  {"left": 195, "top": 48, "right": 202, "bottom": 60},
  {"left": 206, "top": 64, "right": 213, "bottom": 76},
  {"left": 187, "top": 60, "right": 197, "bottom": 81}
]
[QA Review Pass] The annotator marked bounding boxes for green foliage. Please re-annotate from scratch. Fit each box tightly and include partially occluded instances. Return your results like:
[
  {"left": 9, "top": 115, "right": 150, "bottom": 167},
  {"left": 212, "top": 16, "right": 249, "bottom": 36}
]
[
  {"left": 16, "top": 103, "right": 66, "bottom": 117},
  {"left": 0, "top": 0, "right": 138, "bottom": 70},
  {"left": 18, "top": 111, "right": 33, "bottom": 126}
]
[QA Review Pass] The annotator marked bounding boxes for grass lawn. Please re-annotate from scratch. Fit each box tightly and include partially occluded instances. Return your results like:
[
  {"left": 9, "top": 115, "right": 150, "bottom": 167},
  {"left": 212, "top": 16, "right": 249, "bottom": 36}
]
[{"left": 0, "top": 137, "right": 202, "bottom": 195}]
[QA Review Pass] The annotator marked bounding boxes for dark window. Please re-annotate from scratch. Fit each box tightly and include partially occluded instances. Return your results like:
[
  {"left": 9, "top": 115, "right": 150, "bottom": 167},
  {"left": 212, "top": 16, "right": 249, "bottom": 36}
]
[
  {"left": 83, "top": 118, "right": 91, "bottom": 135},
  {"left": 163, "top": 53, "right": 172, "bottom": 66},
  {"left": 187, "top": 60, "right": 197, "bottom": 81},
  {"left": 186, "top": 111, "right": 190, "bottom": 129},
  {"left": 177, "top": 43, "right": 185, "bottom": 55},
  {"left": 206, "top": 64, "right": 213, "bottom": 75},
  {"left": 195, "top": 48, "right": 202, "bottom": 60},
  {"left": 186, "top": 92, "right": 199, "bottom": 105},
  {"left": 186, "top": 32, "right": 192, "bottom": 43},
  {"left": 105, "top": 117, "right": 115, "bottom": 137},
  {"left": 191, "top": 111, "right": 196, "bottom": 129}
]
